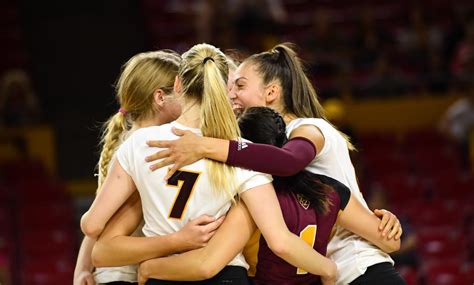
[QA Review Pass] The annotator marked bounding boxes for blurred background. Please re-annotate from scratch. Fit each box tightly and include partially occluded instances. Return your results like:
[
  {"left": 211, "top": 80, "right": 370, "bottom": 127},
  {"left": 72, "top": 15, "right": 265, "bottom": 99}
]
[{"left": 0, "top": 0, "right": 473, "bottom": 284}]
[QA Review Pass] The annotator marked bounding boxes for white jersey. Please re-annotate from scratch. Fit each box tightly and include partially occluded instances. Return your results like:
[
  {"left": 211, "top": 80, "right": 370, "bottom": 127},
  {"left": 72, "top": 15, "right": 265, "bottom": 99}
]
[
  {"left": 286, "top": 118, "right": 393, "bottom": 285},
  {"left": 116, "top": 121, "right": 273, "bottom": 269}
]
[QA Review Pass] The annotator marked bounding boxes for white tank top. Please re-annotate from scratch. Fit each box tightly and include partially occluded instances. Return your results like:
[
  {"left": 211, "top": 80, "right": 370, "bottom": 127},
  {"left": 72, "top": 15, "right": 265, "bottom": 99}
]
[
  {"left": 286, "top": 118, "right": 393, "bottom": 285},
  {"left": 116, "top": 121, "right": 273, "bottom": 269}
]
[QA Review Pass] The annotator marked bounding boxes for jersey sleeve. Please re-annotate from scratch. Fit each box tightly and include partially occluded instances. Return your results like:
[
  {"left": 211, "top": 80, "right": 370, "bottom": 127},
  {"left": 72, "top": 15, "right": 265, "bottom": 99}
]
[
  {"left": 116, "top": 135, "right": 135, "bottom": 177},
  {"left": 333, "top": 182, "right": 351, "bottom": 211},
  {"left": 226, "top": 137, "right": 316, "bottom": 176},
  {"left": 236, "top": 169, "right": 273, "bottom": 195},
  {"left": 286, "top": 118, "right": 333, "bottom": 158}
]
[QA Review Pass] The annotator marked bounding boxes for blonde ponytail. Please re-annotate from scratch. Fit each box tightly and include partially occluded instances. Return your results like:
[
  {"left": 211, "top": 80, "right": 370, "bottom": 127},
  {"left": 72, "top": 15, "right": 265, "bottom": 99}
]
[
  {"left": 179, "top": 43, "right": 240, "bottom": 200},
  {"left": 97, "top": 112, "right": 128, "bottom": 190},
  {"left": 201, "top": 57, "right": 240, "bottom": 201}
]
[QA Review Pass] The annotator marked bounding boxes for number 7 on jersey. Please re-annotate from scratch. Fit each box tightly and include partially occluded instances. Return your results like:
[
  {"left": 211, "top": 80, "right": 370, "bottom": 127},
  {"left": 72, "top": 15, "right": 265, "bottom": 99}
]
[{"left": 166, "top": 170, "right": 201, "bottom": 219}]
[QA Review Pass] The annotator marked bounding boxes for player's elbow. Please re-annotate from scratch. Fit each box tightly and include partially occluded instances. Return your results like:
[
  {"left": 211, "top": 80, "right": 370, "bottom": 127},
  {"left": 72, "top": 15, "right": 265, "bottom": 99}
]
[
  {"left": 80, "top": 212, "right": 103, "bottom": 239},
  {"left": 81, "top": 223, "right": 102, "bottom": 239},
  {"left": 266, "top": 233, "right": 291, "bottom": 257},
  {"left": 196, "top": 264, "right": 220, "bottom": 280},
  {"left": 195, "top": 254, "right": 223, "bottom": 280}
]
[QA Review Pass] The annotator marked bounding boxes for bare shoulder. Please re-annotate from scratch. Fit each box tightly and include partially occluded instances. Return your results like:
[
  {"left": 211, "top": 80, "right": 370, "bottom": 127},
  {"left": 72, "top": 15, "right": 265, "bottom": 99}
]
[{"left": 288, "top": 124, "right": 325, "bottom": 154}]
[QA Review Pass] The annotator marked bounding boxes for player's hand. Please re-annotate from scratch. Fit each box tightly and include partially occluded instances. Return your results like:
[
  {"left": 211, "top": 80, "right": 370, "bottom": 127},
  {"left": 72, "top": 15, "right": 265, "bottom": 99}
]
[
  {"left": 146, "top": 127, "right": 205, "bottom": 179},
  {"left": 374, "top": 209, "right": 403, "bottom": 240},
  {"left": 138, "top": 261, "right": 150, "bottom": 285},
  {"left": 176, "top": 214, "right": 225, "bottom": 251},
  {"left": 74, "top": 270, "right": 96, "bottom": 285},
  {"left": 320, "top": 260, "right": 337, "bottom": 285}
]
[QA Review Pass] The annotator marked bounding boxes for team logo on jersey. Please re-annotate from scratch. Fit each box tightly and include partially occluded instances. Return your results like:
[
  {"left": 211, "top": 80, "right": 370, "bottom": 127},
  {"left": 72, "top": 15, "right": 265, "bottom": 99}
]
[
  {"left": 238, "top": 141, "right": 248, "bottom": 151},
  {"left": 296, "top": 194, "right": 310, "bottom": 210}
]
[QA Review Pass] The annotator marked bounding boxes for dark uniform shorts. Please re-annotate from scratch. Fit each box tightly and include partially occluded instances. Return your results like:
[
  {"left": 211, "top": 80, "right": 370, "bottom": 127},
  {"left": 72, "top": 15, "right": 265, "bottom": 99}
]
[{"left": 147, "top": 266, "right": 249, "bottom": 285}]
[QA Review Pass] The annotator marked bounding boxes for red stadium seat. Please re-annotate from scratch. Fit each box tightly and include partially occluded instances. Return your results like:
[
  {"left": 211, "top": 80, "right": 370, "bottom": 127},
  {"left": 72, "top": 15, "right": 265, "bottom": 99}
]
[
  {"left": 419, "top": 237, "right": 466, "bottom": 260},
  {"left": 21, "top": 255, "right": 74, "bottom": 285},
  {"left": 19, "top": 228, "right": 76, "bottom": 259},
  {"left": 404, "top": 129, "right": 450, "bottom": 149},
  {"left": 363, "top": 150, "right": 411, "bottom": 179},
  {"left": 423, "top": 260, "right": 466, "bottom": 285},
  {"left": 0, "top": 253, "right": 11, "bottom": 285},
  {"left": 406, "top": 200, "right": 464, "bottom": 228},
  {"left": 17, "top": 202, "right": 74, "bottom": 230},
  {"left": 374, "top": 173, "right": 424, "bottom": 204},
  {"left": 462, "top": 263, "right": 474, "bottom": 284}
]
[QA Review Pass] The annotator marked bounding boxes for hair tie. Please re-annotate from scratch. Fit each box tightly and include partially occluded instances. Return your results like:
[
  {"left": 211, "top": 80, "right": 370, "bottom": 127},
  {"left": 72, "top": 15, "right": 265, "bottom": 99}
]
[
  {"left": 203, "top": 57, "right": 214, "bottom": 64},
  {"left": 118, "top": 107, "right": 128, "bottom": 116}
]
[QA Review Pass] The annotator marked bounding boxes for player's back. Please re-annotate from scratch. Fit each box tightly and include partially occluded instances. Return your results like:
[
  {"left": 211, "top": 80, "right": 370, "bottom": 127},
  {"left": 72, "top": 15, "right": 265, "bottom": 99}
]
[
  {"left": 116, "top": 121, "right": 272, "bottom": 268},
  {"left": 245, "top": 173, "right": 350, "bottom": 285}
]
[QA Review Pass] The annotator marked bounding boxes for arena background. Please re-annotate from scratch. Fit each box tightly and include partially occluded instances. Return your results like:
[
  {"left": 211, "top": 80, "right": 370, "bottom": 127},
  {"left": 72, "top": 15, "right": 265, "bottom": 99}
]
[{"left": 0, "top": 0, "right": 473, "bottom": 284}]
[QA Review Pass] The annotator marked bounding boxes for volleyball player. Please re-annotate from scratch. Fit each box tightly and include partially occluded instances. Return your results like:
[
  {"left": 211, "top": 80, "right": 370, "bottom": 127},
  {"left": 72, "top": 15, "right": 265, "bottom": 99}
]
[
  {"left": 81, "top": 43, "right": 338, "bottom": 284},
  {"left": 74, "top": 50, "right": 223, "bottom": 285},
  {"left": 145, "top": 43, "right": 406, "bottom": 285}
]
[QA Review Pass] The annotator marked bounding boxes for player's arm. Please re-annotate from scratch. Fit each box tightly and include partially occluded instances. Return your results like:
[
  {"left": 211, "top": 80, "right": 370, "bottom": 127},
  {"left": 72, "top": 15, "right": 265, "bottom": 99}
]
[
  {"left": 146, "top": 125, "right": 319, "bottom": 179},
  {"left": 80, "top": 160, "right": 136, "bottom": 239},
  {"left": 139, "top": 201, "right": 256, "bottom": 282},
  {"left": 73, "top": 236, "right": 96, "bottom": 285},
  {"left": 92, "top": 191, "right": 224, "bottom": 267},
  {"left": 337, "top": 195, "right": 401, "bottom": 253},
  {"left": 241, "top": 183, "right": 336, "bottom": 282}
]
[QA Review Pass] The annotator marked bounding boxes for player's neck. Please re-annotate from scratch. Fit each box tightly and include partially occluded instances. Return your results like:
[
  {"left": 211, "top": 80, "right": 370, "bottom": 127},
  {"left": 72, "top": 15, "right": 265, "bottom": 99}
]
[
  {"left": 131, "top": 116, "right": 162, "bottom": 131},
  {"left": 176, "top": 99, "right": 200, "bottom": 128}
]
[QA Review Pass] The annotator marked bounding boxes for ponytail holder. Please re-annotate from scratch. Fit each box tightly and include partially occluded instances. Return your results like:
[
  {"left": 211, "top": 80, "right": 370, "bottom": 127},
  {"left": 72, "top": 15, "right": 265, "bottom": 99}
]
[
  {"left": 118, "top": 108, "right": 128, "bottom": 116},
  {"left": 203, "top": 57, "right": 214, "bottom": 64}
]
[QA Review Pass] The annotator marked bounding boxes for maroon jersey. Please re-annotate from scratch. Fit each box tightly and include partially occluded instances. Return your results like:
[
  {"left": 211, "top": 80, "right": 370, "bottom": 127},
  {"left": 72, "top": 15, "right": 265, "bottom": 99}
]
[{"left": 245, "top": 174, "right": 350, "bottom": 285}]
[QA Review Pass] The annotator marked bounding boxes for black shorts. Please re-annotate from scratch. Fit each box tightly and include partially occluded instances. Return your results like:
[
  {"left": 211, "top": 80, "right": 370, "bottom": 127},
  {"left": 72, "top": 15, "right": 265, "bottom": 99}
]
[
  {"left": 104, "top": 282, "right": 137, "bottom": 285},
  {"left": 146, "top": 266, "right": 249, "bottom": 285},
  {"left": 350, "top": 262, "right": 407, "bottom": 285}
]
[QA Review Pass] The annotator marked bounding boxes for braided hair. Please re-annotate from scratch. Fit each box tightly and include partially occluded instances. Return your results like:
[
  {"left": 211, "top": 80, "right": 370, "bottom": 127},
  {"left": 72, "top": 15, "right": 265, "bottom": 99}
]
[{"left": 238, "top": 107, "right": 332, "bottom": 214}]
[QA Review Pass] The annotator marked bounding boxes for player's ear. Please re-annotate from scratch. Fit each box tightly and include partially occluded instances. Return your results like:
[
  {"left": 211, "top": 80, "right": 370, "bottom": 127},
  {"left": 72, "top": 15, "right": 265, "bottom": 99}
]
[
  {"left": 153, "top": 89, "right": 165, "bottom": 109},
  {"left": 265, "top": 82, "right": 280, "bottom": 105}
]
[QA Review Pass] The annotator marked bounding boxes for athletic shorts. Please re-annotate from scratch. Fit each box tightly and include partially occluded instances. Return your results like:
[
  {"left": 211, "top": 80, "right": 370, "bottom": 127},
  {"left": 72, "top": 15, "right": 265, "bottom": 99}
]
[
  {"left": 146, "top": 266, "right": 249, "bottom": 285},
  {"left": 350, "top": 262, "right": 407, "bottom": 285}
]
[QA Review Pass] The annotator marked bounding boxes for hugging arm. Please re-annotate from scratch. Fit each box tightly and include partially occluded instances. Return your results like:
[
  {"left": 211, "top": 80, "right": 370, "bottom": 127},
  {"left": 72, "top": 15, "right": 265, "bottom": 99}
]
[
  {"left": 338, "top": 195, "right": 401, "bottom": 253},
  {"left": 146, "top": 126, "right": 317, "bottom": 178},
  {"left": 80, "top": 160, "right": 136, "bottom": 239},
  {"left": 240, "top": 183, "right": 336, "bottom": 282},
  {"left": 139, "top": 201, "right": 256, "bottom": 282},
  {"left": 92, "top": 191, "right": 224, "bottom": 267},
  {"left": 139, "top": 184, "right": 338, "bottom": 284},
  {"left": 73, "top": 237, "right": 96, "bottom": 285}
]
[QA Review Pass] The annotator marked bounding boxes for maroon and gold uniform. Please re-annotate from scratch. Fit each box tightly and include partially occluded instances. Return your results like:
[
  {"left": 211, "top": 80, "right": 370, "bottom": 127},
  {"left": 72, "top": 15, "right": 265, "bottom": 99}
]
[{"left": 244, "top": 174, "right": 350, "bottom": 285}]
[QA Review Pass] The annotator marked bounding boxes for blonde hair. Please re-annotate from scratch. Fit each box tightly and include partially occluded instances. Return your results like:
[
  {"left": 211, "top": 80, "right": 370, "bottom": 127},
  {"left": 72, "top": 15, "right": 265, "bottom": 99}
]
[
  {"left": 97, "top": 50, "right": 181, "bottom": 188},
  {"left": 179, "top": 43, "right": 240, "bottom": 200}
]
